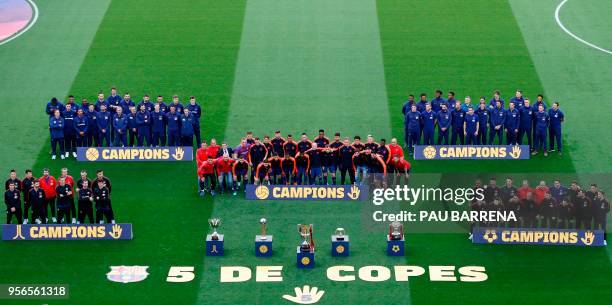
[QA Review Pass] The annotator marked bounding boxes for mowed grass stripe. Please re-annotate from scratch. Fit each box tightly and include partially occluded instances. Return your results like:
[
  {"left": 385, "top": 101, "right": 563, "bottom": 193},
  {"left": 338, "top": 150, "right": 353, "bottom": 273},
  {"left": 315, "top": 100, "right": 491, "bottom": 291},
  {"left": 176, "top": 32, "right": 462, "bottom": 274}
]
[
  {"left": 0, "top": 0, "right": 112, "bottom": 171},
  {"left": 198, "top": 1, "right": 412, "bottom": 304},
  {"left": 0, "top": 1, "right": 246, "bottom": 305}
]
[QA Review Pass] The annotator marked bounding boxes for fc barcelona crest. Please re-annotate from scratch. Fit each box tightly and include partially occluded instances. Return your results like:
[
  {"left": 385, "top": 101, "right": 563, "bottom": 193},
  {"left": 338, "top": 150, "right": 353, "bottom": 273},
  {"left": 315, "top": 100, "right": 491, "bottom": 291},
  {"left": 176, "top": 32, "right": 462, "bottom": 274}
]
[{"left": 106, "top": 266, "right": 149, "bottom": 283}]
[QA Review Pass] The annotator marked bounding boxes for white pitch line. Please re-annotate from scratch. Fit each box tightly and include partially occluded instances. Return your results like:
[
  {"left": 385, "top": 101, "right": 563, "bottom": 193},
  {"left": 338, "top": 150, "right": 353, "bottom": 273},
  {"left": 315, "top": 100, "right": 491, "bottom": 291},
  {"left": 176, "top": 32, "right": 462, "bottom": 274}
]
[
  {"left": 0, "top": 0, "right": 39, "bottom": 46},
  {"left": 554, "top": 0, "right": 612, "bottom": 55}
]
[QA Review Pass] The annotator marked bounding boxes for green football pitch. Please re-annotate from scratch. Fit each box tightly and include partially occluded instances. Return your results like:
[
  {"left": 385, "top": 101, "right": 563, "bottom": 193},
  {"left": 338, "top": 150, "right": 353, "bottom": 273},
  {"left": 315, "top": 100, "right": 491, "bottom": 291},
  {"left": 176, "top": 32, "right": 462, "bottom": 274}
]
[{"left": 0, "top": 0, "right": 611, "bottom": 304}]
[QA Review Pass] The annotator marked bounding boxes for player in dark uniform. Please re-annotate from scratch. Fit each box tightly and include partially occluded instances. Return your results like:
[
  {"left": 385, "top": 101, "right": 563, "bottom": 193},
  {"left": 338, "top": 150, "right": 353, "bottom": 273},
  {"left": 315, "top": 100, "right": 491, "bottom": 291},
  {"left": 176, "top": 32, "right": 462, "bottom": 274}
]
[
  {"left": 263, "top": 136, "right": 274, "bottom": 155},
  {"left": 77, "top": 180, "right": 95, "bottom": 224},
  {"left": 297, "top": 133, "right": 313, "bottom": 153},
  {"left": 593, "top": 191, "right": 609, "bottom": 243},
  {"left": 232, "top": 156, "right": 250, "bottom": 194},
  {"left": 352, "top": 136, "right": 367, "bottom": 183},
  {"left": 305, "top": 143, "right": 324, "bottom": 185},
  {"left": 522, "top": 192, "right": 537, "bottom": 228},
  {"left": 92, "top": 170, "right": 113, "bottom": 220},
  {"left": 574, "top": 190, "right": 592, "bottom": 229},
  {"left": 270, "top": 131, "right": 286, "bottom": 157},
  {"left": 283, "top": 134, "right": 298, "bottom": 157},
  {"left": 55, "top": 178, "right": 73, "bottom": 224},
  {"left": 295, "top": 152, "right": 310, "bottom": 185},
  {"left": 327, "top": 133, "right": 343, "bottom": 185},
  {"left": 268, "top": 153, "right": 283, "bottom": 184},
  {"left": 29, "top": 180, "right": 46, "bottom": 224},
  {"left": 281, "top": 154, "right": 297, "bottom": 185},
  {"left": 557, "top": 197, "right": 574, "bottom": 229},
  {"left": 254, "top": 160, "right": 272, "bottom": 185},
  {"left": 94, "top": 180, "right": 114, "bottom": 224},
  {"left": 540, "top": 193, "right": 558, "bottom": 228},
  {"left": 21, "top": 170, "right": 34, "bottom": 224},
  {"left": 338, "top": 138, "right": 356, "bottom": 185},
  {"left": 507, "top": 195, "right": 522, "bottom": 228},
  {"left": 314, "top": 130, "right": 330, "bottom": 183},
  {"left": 248, "top": 138, "right": 268, "bottom": 183},
  {"left": 4, "top": 182, "right": 22, "bottom": 224},
  {"left": 5, "top": 169, "right": 21, "bottom": 191}
]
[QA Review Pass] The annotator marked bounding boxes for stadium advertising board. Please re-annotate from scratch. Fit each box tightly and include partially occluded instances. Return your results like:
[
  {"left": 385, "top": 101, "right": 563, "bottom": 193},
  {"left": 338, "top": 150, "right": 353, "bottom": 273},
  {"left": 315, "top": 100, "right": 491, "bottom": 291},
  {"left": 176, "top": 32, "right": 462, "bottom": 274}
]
[
  {"left": 472, "top": 227, "right": 604, "bottom": 246},
  {"left": 2, "top": 224, "right": 133, "bottom": 240},
  {"left": 246, "top": 185, "right": 368, "bottom": 201},
  {"left": 77, "top": 147, "right": 192, "bottom": 162},
  {"left": 414, "top": 145, "right": 530, "bottom": 160}
]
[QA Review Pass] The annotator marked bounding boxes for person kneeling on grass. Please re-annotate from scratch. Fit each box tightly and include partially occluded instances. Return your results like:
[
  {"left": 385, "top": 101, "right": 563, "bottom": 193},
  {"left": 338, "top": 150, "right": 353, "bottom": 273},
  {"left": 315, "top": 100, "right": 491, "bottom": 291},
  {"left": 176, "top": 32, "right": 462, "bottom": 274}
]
[{"left": 198, "top": 156, "right": 216, "bottom": 197}]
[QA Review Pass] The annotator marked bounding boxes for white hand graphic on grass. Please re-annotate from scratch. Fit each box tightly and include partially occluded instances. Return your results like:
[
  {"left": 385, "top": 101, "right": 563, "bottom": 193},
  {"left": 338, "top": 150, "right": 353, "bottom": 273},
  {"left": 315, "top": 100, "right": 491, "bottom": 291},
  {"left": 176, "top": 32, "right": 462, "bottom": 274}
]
[{"left": 282, "top": 285, "right": 325, "bottom": 304}]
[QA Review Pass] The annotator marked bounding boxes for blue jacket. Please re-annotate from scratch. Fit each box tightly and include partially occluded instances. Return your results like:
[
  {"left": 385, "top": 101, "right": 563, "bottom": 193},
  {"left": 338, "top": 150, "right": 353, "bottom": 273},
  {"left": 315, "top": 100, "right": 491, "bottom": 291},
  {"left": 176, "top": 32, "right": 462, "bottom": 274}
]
[
  {"left": 96, "top": 111, "right": 112, "bottom": 131},
  {"left": 437, "top": 110, "right": 451, "bottom": 130},
  {"left": 401, "top": 101, "right": 415, "bottom": 117},
  {"left": 120, "top": 99, "right": 136, "bottom": 114},
  {"left": 166, "top": 112, "right": 181, "bottom": 131},
  {"left": 504, "top": 108, "right": 520, "bottom": 130},
  {"left": 106, "top": 95, "right": 122, "bottom": 111},
  {"left": 519, "top": 106, "right": 534, "bottom": 129},
  {"left": 74, "top": 115, "right": 88, "bottom": 134},
  {"left": 180, "top": 114, "right": 195, "bottom": 136},
  {"left": 421, "top": 110, "right": 436, "bottom": 131},
  {"left": 430, "top": 97, "right": 446, "bottom": 112},
  {"left": 490, "top": 107, "right": 506, "bottom": 127},
  {"left": 548, "top": 109, "right": 564, "bottom": 130},
  {"left": 450, "top": 108, "right": 465, "bottom": 129},
  {"left": 49, "top": 117, "right": 65, "bottom": 139},
  {"left": 127, "top": 112, "right": 138, "bottom": 129},
  {"left": 155, "top": 102, "right": 168, "bottom": 113},
  {"left": 94, "top": 99, "right": 110, "bottom": 112},
  {"left": 46, "top": 102, "right": 65, "bottom": 117},
  {"left": 113, "top": 113, "right": 128, "bottom": 133},
  {"left": 187, "top": 104, "right": 202, "bottom": 126},
  {"left": 535, "top": 111, "right": 549, "bottom": 130},
  {"left": 416, "top": 101, "right": 427, "bottom": 113},
  {"left": 86, "top": 110, "right": 98, "bottom": 132},
  {"left": 405, "top": 111, "right": 421, "bottom": 131},
  {"left": 475, "top": 108, "right": 489, "bottom": 130},
  {"left": 62, "top": 109, "right": 76, "bottom": 135},
  {"left": 136, "top": 111, "right": 151, "bottom": 131},
  {"left": 464, "top": 113, "right": 479, "bottom": 133},
  {"left": 489, "top": 98, "right": 505, "bottom": 109},
  {"left": 168, "top": 102, "right": 184, "bottom": 114},
  {"left": 533, "top": 101, "right": 547, "bottom": 111},
  {"left": 510, "top": 97, "right": 525, "bottom": 108},
  {"left": 151, "top": 111, "right": 166, "bottom": 133},
  {"left": 138, "top": 101, "right": 154, "bottom": 113}
]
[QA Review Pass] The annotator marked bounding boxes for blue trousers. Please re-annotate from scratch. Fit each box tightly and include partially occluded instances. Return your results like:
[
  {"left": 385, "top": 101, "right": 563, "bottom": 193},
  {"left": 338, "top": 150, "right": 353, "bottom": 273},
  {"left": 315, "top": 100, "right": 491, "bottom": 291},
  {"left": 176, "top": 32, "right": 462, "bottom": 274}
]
[
  {"left": 534, "top": 129, "right": 547, "bottom": 151},
  {"left": 437, "top": 128, "right": 449, "bottom": 145},
  {"left": 451, "top": 127, "right": 464, "bottom": 145},
  {"left": 506, "top": 129, "right": 518, "bottom": 145},
  {"left": 477, "top": 127, "right": 487, "bottom": 145},
  {"left": 465, "top": 132, "right": 478, "bottom": 145},
  {"left": 405, "top": 128, "right": 420, "bottom": 152},
  {"left": 114, "top": 131, "right": 127, "bottom": 147},
  {"left": 98, "top": 130, "right": 111, "bottom": 147},
  {"left": 489, "top": 128, "right": 503, "bottom": 145},
  {"left": 549, "top": 127, "right": 562, "bottom": 152},
  {"left": 518, "top": 126, "right": 532, "bottom": 146},
  {"left": 137, "top": 128, "right": 151, "bottom": 146},
  {"left": 152, "top": 131, "right": 166, "bottom": 146},
  {"left": 167, "top": 130, "right": 180, "bottom": 146},
  {"left": 423, "top": 129, "right": 434, "bottom": 145}
]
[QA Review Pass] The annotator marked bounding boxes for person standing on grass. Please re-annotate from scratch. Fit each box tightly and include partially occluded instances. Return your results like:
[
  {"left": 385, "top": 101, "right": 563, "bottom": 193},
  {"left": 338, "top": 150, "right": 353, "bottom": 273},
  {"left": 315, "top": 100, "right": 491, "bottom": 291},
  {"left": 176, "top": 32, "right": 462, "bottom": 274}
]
[
  {"left": 29, "top": 180, "right": 46, "bottom": 224},
  {"left": 198, "top": 156, "right": 216, "bottom": 196},
  {"left": 187, "top": 96, "right": 202, "bottom": 147},
  {"left": 166, "top": 105, "right": 181, "bottom": 146},
  {"left": 548, "top": 102, "right": 564, "bottom": 155},
  {"left": 421, "top": 103, "right": 436, "bottom": 145},
  {"left": 151, "top": 104, "right": 166, "bottom": 147},
  {"left": 55, "top": 177, "right": 73, "bottom": 224},
  {"left": 510, "top": 90, "right": 525, "bottom": 108},
  {"left": 86, "top": 104, "right": 98, "bottom": 147},
  {"left": 593, "top": 191, "right": 609, "bottom": 245},
  {"left": 62, "top": 103, "right": 77, "bottom": 157},
  {"left": 4, "top": 182, "right": 22, "bottom": 224},
  {"left": 488, "top": 100, "right": 505, "bottom": 145},
  {"left": 404, "top": 104, "right": 422, "bottom": 152},
  {"left": 96, "top": 104, "right": 112, "bottom": 147},
  {"left": 113, "top": 107, "right": 128, "bottom": 147},
  {"left": 518, "top": 98, "right": 534, "bottom": 148},
  {"left": 436, "top": 103, "right": 451, "bottom": 145},
  {"left": 248, "top": 138, "right": 269, "bottom": 183},
  {"left": 77, "top": 180, "right": 94, "bottom": 224},
  {"left": 463, "top": 107, "right": 479, "bottom": 145},
  {"left": 136, "top": 104, "right": 152, "bottom": 146},
  {"left": 74, "top": 108, "right": 89, "bottom": 148},
  {"left": 50, "top": 109, "right": 65, "bottom": 159},
  {"left": 39, "top": 168, "right": 57, "bottom": 223},
  {"left": 532, "top": 104, "right": 549, "bottom": 156},
  {"left": 430, "top": 89, "right": 445, "bottom": 112},
  {"left": 180, "top": 108, "right": 195, "bottom": 147},
  {"left": 450, "top": 101, "right": 465, "bottom": 145},
  {"left": 504, "top": 102, "right": 520, "bottom": 145},
  {"left": 21, "top": 170, "right": 34, "bottom": 224}
]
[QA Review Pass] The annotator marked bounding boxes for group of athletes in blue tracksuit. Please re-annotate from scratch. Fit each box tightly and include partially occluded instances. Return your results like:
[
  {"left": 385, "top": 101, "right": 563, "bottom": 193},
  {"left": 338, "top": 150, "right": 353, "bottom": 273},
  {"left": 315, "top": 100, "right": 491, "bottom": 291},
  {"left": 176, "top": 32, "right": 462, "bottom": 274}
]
[
  {"left": 402, "top": 90, "right": 565, "bottom": 157},
  {"left": 45, "top": 88, "right": 203, "bottom": 159}
]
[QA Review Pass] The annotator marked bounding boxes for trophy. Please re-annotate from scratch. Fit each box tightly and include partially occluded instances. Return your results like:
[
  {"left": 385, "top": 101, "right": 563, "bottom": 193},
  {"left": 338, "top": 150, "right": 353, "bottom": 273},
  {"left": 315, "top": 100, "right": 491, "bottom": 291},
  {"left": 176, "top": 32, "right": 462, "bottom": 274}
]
[
  {"left": 334, "top": 228, "right": 346, "bottom": 241},
  {"left": 259, "top": 218, "right": 268, "bottom": 240},
  {"left": 389, "top": 221, "right": 403, "bottom": 241},
  {"left": 206, "top": 218, "right": 224, "bottom": 256},
  {"left": 208, "top": 218, "right": 221, "bottom": 240},
  {"left": 297, "top": 224, "right": 313, "bottom": 252},
  {"left": 331, "top": 227, "right": 349, "bottom": 257}
]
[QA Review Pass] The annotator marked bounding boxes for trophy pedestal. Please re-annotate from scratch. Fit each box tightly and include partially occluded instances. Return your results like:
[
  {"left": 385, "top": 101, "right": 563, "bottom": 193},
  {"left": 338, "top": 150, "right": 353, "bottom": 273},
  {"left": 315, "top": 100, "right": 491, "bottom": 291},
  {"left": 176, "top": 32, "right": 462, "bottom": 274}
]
[
  {"left": 206, "top": 234, "right": 224, "bottom": 256},
  {"left": 331, "top": 235, "right": 349, "bottom": 257},
  {"left": 386, "top": 237, "right": 405, "bottom": 256},
  {"left": 296, "top": 247, "right": 315, "bottom": 269},
  {"left": 255, "top": 235, "right": 273, "bottom": 257}
]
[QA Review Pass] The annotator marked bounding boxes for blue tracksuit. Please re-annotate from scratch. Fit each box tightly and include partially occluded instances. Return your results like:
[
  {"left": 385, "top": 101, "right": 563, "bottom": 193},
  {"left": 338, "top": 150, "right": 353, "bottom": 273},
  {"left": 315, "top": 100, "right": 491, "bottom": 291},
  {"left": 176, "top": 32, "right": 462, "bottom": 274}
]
[
  {"left": 416, "top": 101, "right": 427, "bottom": 113},
  {"left": 464, "top": 113, "right": 479, "bottom": 144},
  {"left": 151, "top": 111, "right": 166, "bottom": 146},
  {"left": 180, "top": 114, "right": 196, "bottom": 146},
  {"left": 166, "top": 111, "right": 181, "bottom": 146},
  {"left": 404, "top": 111, "right": 421, "bottom": 152},
  {"left": 62, "top": 109, "right": 77, "bottom": 153},
  {"left": 138, "top": 101, "right": 154, "bottom": 113},
  {"left": 113, "top": 113, "right": 128, "bottom": 147},
  {"left": 548, "top": 108, "right": 564, "bottom": 152},
  {"left": 136, "top": 110, "right": 152, "bottom": 146},
  {"left": 488, "top": 98, "right": 505, "bottom": 109},
  {"left": 106, "top": 95, "right": 122, "bottom": 112},
  {"left": 46, "top": 102, "right": 65, "bottom": 117},
  {"left": 510, "top": 97, "right": 525, "bottom": 108},
  {"left": 534, "top": 111, "right": 549, "bottom": 151},
  {"left": 504, "top": 108, "right": 520, "bottom": 145},
  {"left": 489, "top": 107, "right": 506, "bottom": 144},
  {"left": 518, "top": 106, "right": 534, "bottom": 146},
  {"left": 475, "top": 107, "right": 489, "bottom": 145},
  {"left": 73, "top": 114, "right": 89, "bottom": 147},
  {"left": 120, "top": 99, "right": 136, "bottom": 114},
  {"left": 86, "top": 110, "right": 98, "bottom": 146},
  {"left": 436, "top": 110, "right": 451, "bottom": 145},
  {"left": 450, "top": 108, "right": 465, "bottom": 145},
  {"left": 421, "top": 110, "right": 436, "bottom": 145},
  {"left": 431, "top": 97, "right": 446, "bottom": 112},
  {"left": 96, "top": 111, "right": 112, "bottom": 147},
  {"left": 49, "top": 116, "right": 65, "bottom": 155},
  {"left": 94, "top": 99, "right": 110, "bottom": 112},
  {"left": 127, "top": 112, "right": 139, "bottom": 146},
  {"left": 169, "top": 102, "right": 184, "bottom": 114},
  {"left": 155, "top": 102, "right": 168, "bottom": 113},
  {"left": 187, "top": 103, "right": 202, "bottom": 145}
]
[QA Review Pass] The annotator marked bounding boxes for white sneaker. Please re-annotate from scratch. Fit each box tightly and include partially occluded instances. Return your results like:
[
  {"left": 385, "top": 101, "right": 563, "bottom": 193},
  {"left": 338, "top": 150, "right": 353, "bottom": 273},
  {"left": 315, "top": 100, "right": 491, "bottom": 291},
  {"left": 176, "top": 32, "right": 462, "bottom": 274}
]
[
  {"left": 65, "top": 152, "right": 69, "bottom": 158},
  {"left": 71, "top": 218, "right": 77, "bottom": 224},
  {"left": 72, "top": 152, "right": 77, "bottom": 158},
  {"left": 468, "top": 233, "right": 473, "bottom": 240},
  {"left": 22, "top": 219, "right": 27, "bottom": 225},
  {"left": 77, "top": 221, "right": 80, "bottom": 224},
  {"left": 60, "top": 155, "right": 65, "bottom": 160},
  {"left": 99, "top": 220, "right": 105, "bottom": 224},
  {"left": 35, "top": 219, "right": 41, "bottom": 224},
  {"left": 52, "top": 217, "right": 57, "bottom": 223},
  {"left": 605, "top": 240, "right": 608, "bottom": 246},
  {"left": 111, "top": 220, "right": 116, "bottom": 224},
  {"left": 52, "top": 155, "right": 56, "bottom": 160}
]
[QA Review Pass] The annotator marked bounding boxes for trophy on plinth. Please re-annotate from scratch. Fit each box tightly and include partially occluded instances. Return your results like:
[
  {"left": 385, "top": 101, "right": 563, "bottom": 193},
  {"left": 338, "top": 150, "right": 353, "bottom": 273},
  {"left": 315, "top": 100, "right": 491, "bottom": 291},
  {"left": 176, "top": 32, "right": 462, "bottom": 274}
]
[
  {"left": 296, "top": 224, "right": 315, "bottom": 268},
  {"left": 255, "top": 218, "right": 273, "bottom": 257},
  {"left": 331, "top": 227, "right": 350, "bottom": 257},
  {"left": 386, "top": 221, "right": 405, "bottom": 256},
  {"left": 206, "top": 218, "right": 224, "bottom": 256}
]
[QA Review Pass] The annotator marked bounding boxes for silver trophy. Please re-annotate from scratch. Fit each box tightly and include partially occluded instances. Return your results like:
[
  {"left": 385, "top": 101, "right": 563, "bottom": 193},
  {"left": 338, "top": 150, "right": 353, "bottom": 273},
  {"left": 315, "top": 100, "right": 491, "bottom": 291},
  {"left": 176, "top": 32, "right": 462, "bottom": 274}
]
[
  {"left": 297, "top": 224, "right": 313, "bottom": 252},
  {"left": 259, "top": 218, "right": 268, "bottom": 240},
  {"left": 389, "top": 221, "right": 403, "bottom": 240},
  {"left": 208, "top": 218, "right": 221, "bottom": 240},
  {"left": 335, "top": 228, "right": 346, "bottom": 241}
]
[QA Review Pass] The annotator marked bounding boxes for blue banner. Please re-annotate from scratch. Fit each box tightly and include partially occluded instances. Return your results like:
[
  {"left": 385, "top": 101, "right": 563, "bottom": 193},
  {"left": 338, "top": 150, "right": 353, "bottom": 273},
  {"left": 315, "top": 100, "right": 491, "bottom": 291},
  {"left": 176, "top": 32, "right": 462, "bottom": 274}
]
[
  {"left": 414, "top": 145, "right": 530, "bottom": 160},
  {"left": 246, "top": 185, "right": 368, "bottom": 201},
  {"left": 472, "top": 227, "right": 604, "bottom": 246},
  {"left": 76, "top": 146, "right": 193, "bottom": 162},
  {"left": 2, "top": 224, "right": 133, "bottom": 240}
]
